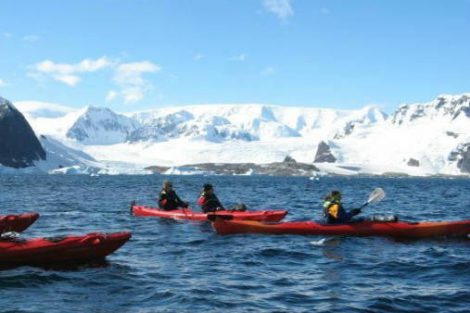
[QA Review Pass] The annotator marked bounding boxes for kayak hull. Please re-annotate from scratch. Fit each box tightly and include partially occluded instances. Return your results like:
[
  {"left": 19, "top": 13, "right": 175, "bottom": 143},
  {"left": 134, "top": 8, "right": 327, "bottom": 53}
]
[
  {"left": 0, "top": 231, "right": 131, "bottom": 268},
  {"left": 0, "top": 213, "right": 40, "bottom": 233},
  {"left": 212, "top": 219, "right": 470, "bottom": 239},
  {"left": 132, "top": 204, "right": 288, "bottom": 222}
]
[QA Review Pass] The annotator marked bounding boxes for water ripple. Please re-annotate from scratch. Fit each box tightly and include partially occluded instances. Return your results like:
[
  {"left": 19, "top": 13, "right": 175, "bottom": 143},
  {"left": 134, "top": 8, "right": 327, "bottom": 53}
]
[{"left": 1, "top": 175, "right": 469, "bottom": 313}]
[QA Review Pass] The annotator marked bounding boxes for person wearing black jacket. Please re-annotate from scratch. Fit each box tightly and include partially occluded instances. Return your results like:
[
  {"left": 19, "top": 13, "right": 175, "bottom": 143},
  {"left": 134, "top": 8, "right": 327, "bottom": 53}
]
[
  {"left": 197, "top": 183, "right": 225, "bottom": 213},
  {"left": 158, "top": 181, "right": 188, "bottom": 211}
]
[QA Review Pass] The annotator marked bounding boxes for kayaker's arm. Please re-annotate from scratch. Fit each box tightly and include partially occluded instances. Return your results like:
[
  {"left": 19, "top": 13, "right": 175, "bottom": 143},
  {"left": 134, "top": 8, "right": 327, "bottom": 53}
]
[
  {"left": 350, "top": 208, "right": 362, "bottom": 216},
  {"left": 214, "top": 195, "right": 225, "bottom": 211},
  {"left": 175, "top": 193, "right": 189, "bottom": 208}
]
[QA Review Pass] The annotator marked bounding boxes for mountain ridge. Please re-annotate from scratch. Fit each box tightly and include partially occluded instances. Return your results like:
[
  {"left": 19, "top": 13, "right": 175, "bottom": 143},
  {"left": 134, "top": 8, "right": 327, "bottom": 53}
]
[{"left": 8, "top": 93, "right": 470, "bottom": 176}]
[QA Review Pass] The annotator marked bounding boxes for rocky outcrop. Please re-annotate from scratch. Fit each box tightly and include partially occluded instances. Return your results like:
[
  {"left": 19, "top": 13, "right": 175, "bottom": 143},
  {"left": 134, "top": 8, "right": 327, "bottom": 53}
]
[
  {"left": 333, "top": 121, "right": 355, "bottom": 139},
  {"left": 458, "top": 146, "right": 470, "bottom": 173},
  {"left": 391, "top": 94, "right": 470, "bottom": 125},
  {"left": 314, "top": 141, "right": 336, "bottom": 163},
  {"left": 446, "top": 131, "right": 459, "bottom": 138},
  {"left": 145, "top": 161, "right": 319, "bottom": 176},
  {"left": 407, "top": 158, "right": 420, "bottom": 167},
  {"left": 283, "top": 156, "right": 296, "bottom": 163},
  {"left": 448, "top": 143, "right": 470, "bottom": 173},
  {"left": 0, "top": 97, "right": 46, "bottom": 168},
  {"left": 449, "top": 143, "right": 470, "bottom": 173}
]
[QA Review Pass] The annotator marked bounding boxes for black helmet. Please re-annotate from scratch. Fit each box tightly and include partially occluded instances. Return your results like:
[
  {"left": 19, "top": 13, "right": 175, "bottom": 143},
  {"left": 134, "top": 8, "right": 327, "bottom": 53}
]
[
  {"left": 330, "top": 190, "right": 342, "bottom": 200},
  {"left": 203, "top": 183, "right": 213, "bottom": 191}
]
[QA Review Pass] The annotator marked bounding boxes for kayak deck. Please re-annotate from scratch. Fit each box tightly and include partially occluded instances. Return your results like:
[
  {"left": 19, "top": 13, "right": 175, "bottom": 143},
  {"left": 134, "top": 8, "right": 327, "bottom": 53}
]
[
  {"left": 212, "top": 219, "right": 470, "bottom": 239},
  {"left": 0, "top": 231, "right": 131, "bottom": 268},
  {"left": 0, "top": 213, "right": 40, "bottom": 233},
  {"left": 131, "top": 204, "right": 288, "bottom": 222}
]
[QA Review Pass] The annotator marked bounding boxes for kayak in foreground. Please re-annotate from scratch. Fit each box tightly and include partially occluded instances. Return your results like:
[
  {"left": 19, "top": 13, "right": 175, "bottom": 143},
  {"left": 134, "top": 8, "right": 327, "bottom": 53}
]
[
  {"left": 0, "top": 231, "right": 131, "bottom": 268},
  {"left": 131, "top": 203, "right": 288, "bottom": 222},
  {"left": 211, "top": 219, "right": 470, "bottom": 239},
  {"left": 0, "top": 213, "right": 40, "bottom": 233}
]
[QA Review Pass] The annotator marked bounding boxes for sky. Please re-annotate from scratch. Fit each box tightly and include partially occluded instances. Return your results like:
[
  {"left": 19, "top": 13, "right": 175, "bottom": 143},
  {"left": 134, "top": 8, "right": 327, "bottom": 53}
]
[{"left": 0, "top": 0, "right": 469, "bottom": 113}]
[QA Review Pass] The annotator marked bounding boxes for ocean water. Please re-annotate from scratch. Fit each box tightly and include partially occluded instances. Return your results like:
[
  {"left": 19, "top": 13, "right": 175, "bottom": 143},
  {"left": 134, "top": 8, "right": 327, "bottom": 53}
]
[{"left": 0, "top": 175, "right": 469, "bottom": 313}]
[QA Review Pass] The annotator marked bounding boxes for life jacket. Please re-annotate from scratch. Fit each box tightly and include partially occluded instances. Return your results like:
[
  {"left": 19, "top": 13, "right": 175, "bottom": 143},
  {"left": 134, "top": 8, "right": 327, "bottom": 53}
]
[
  {"left": 323, "top": 199, "right": 348, "bottom": 223},
  {"left": 323, "top": 200, "right": 341, "bottom": 219},
  {"left": 198, "top": 192, "right": 223, "bottom": 212},
  {"left": 159, "top": 189, "right": 181, "bottom": 210}
]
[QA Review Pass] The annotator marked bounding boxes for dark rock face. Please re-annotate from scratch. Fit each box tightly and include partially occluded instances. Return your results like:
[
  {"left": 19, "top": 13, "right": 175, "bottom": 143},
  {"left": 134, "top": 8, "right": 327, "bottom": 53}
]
[
  {"left": 407, "top": 158, "right": 420, "bottom": 167},
  {"left": 458, "top": 146, "right": 470, "bottom": 173},
  {"left": 0, "top": 97, "right": 46, "bottom": 168},
  {"left": 283, "top": 156, "right": 296, "bottom": 163},
  {"left": 391, "top": 94, "right": 470, "bottom": 125},
  {"left": 314, "top": 141, "right": 336, "bottom": 163},
  {"left": 451, "top": 144, "right": 470, "bottom": 173},
  {"left": 448, "top": 143, "right": 470, "bottom": 173},
  {"left": 446, "top": 131, "right": 459, "bottom": 138}
]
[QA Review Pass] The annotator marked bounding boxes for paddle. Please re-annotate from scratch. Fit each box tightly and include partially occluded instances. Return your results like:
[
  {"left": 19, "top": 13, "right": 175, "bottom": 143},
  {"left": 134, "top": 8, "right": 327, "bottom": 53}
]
[{"left": 358, "top": 188, "right": 386, "bottom": 209}]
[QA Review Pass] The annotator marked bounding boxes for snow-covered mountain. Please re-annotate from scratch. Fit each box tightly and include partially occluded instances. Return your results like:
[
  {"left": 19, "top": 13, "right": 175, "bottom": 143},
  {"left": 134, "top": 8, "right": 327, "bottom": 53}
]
[
  {"left": 330, "top": 93, "right": 470, "bottom": 175},
  {"left": 128, "top": 104, "right": 387, "bottom": 142},
  {"left": 0, "top": 98, "right": 107, "bottom": 175},
  {"left": 35, "top": 135, "right": 103, "bottom": 174},
  {"left": 66, "top": 106, "right": 138, "bottom": 145},
  {"left": 9, "top": 93, "right": 470, "bottom": 176}
]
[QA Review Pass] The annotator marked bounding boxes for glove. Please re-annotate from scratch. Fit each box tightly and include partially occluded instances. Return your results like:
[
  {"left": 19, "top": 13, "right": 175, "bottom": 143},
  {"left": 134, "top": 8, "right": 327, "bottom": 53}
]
[{"left": 351, "top": 208, "right": 362, "bottom": 215}]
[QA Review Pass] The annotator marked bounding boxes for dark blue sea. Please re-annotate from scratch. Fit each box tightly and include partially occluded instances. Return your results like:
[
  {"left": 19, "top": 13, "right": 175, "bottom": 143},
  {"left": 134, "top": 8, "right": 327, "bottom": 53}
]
[{"left": 1, "top": 175, "right": 469, "bottom": 313}]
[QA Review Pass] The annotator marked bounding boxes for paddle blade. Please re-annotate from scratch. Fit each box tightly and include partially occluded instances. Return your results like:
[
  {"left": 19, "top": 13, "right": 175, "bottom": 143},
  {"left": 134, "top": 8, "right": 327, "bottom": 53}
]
[{"left": 368, "top": 188, "right": 385, "bottom": 204}]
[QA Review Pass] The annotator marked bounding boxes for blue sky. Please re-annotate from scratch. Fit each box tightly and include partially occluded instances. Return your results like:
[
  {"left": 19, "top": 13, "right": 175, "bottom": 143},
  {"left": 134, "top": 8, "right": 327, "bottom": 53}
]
[{"left": 0, "top": 0, "right": 469, "bottom": 112}]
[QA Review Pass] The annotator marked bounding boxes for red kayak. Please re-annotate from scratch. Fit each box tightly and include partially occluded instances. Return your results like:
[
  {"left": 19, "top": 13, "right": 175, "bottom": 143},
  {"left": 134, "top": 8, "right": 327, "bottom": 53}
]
[
  {"left": 212, "top": 219, "right": 470, "bottom": 239},
  {"left": 0, "top": 231, "right": 131, "bottom": 268},
  {"left": 0, "top": 213, "right": 40, "bottom": 233},
  {"left": 131, "top": 204, "right": 288, "bottom": 222}
]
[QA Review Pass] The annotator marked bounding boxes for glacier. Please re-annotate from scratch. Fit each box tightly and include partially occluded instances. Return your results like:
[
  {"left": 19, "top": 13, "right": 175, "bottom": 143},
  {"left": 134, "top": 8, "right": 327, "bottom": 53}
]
[{"left": 9, "top": 93, "right": 470, "bottom": 176}]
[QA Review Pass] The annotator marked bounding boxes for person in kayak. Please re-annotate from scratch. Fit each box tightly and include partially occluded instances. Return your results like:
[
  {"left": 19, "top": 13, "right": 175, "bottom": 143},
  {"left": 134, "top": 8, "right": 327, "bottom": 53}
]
[
  {"left": 197, "top": 183, "right": 225, "bottom": 213},
  {"left": 323, "top": 190, "right": 361, "bottom": 224},
  {"left": 158, "top": 181, "right": 189, "bottom": 211}
]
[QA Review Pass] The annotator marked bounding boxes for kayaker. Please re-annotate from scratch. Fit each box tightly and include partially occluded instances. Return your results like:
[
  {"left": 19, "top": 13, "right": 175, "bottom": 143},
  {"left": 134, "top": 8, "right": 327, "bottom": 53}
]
[
  {"left": 197, "top": 183, "right": 225, "bottom": 213},
  {"left": 323, "top": 190, "right": 361, "bottom": 224},
  {"left": 158, "top": 181, "right": 189, "bottom": 211}
]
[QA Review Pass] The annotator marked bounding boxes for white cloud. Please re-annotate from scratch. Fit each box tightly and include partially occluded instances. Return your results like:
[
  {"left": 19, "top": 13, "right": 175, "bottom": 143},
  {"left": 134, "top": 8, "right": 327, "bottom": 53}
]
[
  {"left": 30, "top": 56, "right": 113, "bottom": 86},
  {"left": 263, "top": 0, "right": 293, "bottom": 21},
  {"left": 320, "top": 8, "right": 330, "bottom": 15},
  {"left": 0, "top": 79, "right": 6, "bottom": 87},
  {"left": 2, "top": 32, "right": 13, "bottom": 38},
  {"left": 106, "top": 90, "right": 118, "bottom": 102},
  {"left": 109, "top": 61, "right": 161, "bottom": 104},
  {"left": 114, "top": 61, "right": 160, "bottom": 85},
  {"left": 260, "top": 66, "right": 276, "bottom": 76},
  {"left": 193, "top": 53, "right": 205, "bottom": 61},
  {"left": 29, "top": 57, "right": 160, "bottom": 104},
  {"left": 229, "top": 53, "right": 247, "bottom": 62}
]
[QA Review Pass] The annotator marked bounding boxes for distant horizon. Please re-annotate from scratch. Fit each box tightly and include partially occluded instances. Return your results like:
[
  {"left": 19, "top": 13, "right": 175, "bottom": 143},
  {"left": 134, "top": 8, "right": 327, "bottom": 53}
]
[
  {"left": 1, "top": 1, "right": 469, "bottom": 113},
  {"left": 8, "top": 91, "right": 470, "bottom": 115}
]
